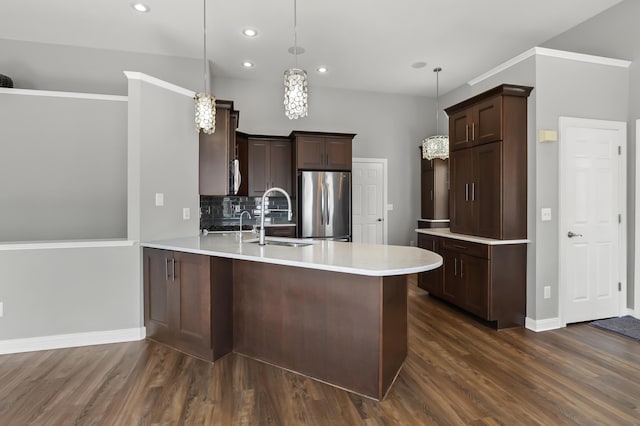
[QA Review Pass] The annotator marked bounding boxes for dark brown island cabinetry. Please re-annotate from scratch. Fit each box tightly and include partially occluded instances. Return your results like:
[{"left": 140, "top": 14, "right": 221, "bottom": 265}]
[
  {"left": 199, "top": 100, "right": 240, "bottom": 196},
  {"left": 420, "top": 157, "right": 449, "bottom": 224},
  {"left": 291, "top": 131, "right": 355, "bottom": 171},
  {"left": 143, "top": 248, "right": 232, "bottom": 361},
  {"left": 445, "top": 84, "right": 532, "bottom": 240},
  {"left": 418, "top": 235, "right": 526, "bottom": 329},
  {"left": 245, "top": 134, "right": 292, "bottom": 196}
]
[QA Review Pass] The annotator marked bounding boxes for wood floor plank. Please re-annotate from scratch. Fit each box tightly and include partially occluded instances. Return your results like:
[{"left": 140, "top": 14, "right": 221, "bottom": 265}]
[{"left": 1, "top": 275, "right": 639, "bottom": 425}]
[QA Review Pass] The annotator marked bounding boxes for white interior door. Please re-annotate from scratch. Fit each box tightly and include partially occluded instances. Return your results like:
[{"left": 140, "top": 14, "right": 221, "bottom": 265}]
[
  {"left": 560, "top": 117, "right": 626, "bottom": 324},
  {"left": 352, "top": 159, "right": 386, "bottom": 244}
]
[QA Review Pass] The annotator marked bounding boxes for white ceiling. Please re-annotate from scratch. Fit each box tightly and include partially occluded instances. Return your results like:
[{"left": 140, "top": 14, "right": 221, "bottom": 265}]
[{"left": 0, "top": 0, "right": 623, "bottom": 96}]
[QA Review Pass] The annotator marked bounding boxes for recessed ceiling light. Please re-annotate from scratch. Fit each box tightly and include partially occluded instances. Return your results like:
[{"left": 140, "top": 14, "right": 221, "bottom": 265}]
[
  {"left": 242, "top": 61, "right": 255, "bottom": 68},
  {"left": 130, "top": 2, "right": 150, "bottom": 13},
  {"left": 317, "top": 67, "right": 328, "bottom": 74},
  {"left": 242, "top": 28, "right": 258, "bottom": 38},
  {"left": 411, "top": 61, "right": 427, "bottom": 69}
]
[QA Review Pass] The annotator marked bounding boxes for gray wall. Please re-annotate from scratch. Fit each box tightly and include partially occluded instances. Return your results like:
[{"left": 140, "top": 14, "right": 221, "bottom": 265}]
[
  {"left": 0, "top": 91, "right": 127, "bottom": 241},
  {"left": 0, "top": 244, "right": 140, "bottom": 340},
  {"left": 211, "top": 76, "right": 435, "bottom": 245},
  {"left": 0, "top": 38, "right": 203, "bottom": 96},
  {"left": 127, "top": 76, "right": 200, "bottom": 242},
  {"left": 542, "top": 0, "right": 640, "bottom": 311}
]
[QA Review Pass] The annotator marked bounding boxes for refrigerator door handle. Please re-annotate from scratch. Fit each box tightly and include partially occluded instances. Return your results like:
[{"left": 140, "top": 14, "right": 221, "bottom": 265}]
[{"left": 321, "top": 181, "right": 326, "bottom": 225}]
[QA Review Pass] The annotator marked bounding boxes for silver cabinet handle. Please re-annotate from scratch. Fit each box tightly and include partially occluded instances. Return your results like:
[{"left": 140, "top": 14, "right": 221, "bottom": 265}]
[
  {"left": 166, "top": 258, "right": 171, "bottom": 280},
  {"left": 472, "top": 122, "right": 475, "bottom": 141},
  {"left": 430, "top": 189, "right": 433, "bottom": 201},
  {"left": 465, "top": 125, "right": 469, "bottom": 142},
  {"left": 454, "top": 258, "right": 458, "bottom": 276},
  {"left": 460, "top": 259, "right": 464, "bottom": 277},
  {"left": 567, "top": 231, "right": 583, "bottom": 238},
  {"left": 465, "top": 184, "right": 469, "bottom": 201},
  {"left": 171, "top": 258, "right": 176, "bottom": 281},
  {"left": 471, "top": 183, "right": 475, "bottom": 201}
]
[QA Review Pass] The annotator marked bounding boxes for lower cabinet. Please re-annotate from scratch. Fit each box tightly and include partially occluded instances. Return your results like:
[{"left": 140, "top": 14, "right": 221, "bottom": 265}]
[
  {"left": 143, "top": 248, "right": 233, "bottom": 361},
  {"left": 265, "top": 225, "right": 296, "bottom": 237},
  {"left": 416, "top": 234, "right": 526, "bottom": 329}
]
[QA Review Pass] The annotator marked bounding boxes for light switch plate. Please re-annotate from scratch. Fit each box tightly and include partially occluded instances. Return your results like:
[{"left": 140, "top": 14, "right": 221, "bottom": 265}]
[
  {"left": 541, "top": 208, "right": 552, "bottom": 222},
  {"left": 183, "top": 208, "right": 191, "bottom": 220},
  {"left": 0, "top": 302, "right": 4, "bottom": 317},
  {"left": 155, "top": 193, "right": 164, "bottom": 207}
]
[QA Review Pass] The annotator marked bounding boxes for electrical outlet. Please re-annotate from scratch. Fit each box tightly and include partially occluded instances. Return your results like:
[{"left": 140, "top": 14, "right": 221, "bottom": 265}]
[
  {"left": 544, "top": 286, "right": 551, "bottom": 299},
  {"left": 182, "top": 208, "right": 190, "bottom": 220},
  {"left": 234, "top": 204, "right": 241, "bottom": 213},
  {"left": 541, "top": 208, "right": 552, "bottom": 222}
]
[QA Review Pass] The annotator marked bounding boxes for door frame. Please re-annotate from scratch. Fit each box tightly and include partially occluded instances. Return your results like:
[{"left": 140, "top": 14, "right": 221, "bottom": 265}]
[
  {"left": 352, "top": 157, "right": 388, "bottom": 245},
  {"left": 558, "top": 116, "right": 627, "bottom": 326},
  {"left": 635, "top": 119, "right": 640, "bottom": 319}
]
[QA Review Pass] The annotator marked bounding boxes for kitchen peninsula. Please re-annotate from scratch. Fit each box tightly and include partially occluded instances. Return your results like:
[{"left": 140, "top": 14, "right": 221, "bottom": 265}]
[{"left": 142, "top": 234, "right": 442, "bottom": 400}]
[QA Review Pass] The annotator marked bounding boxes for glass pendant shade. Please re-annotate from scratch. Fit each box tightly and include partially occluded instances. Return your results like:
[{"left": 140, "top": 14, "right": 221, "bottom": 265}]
[
  {"left": 422, "top": 135, "right": 449, "bottom": 160},
  {"left": 195, "top": 92, "right": 216, "bottom": 134},
  {"left": 284, "top": 68, "right": 308, "bottom": 119}
]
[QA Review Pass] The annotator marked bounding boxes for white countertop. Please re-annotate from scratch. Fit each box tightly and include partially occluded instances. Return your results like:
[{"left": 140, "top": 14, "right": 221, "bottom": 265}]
[
  {"left": 142, "top": 234, "right": 442, "bottom": 277},
  {"left": 415, "top": 228, "right": 530, "bottom": 245}
]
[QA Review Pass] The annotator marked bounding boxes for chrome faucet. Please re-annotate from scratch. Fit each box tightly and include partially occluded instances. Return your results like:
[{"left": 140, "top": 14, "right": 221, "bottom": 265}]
[
  {"left": 239, "top": 210, "right": 251, "bottom": 242},
  {"left": 259, "top": 187, "right": 293, "bottom": 245}
]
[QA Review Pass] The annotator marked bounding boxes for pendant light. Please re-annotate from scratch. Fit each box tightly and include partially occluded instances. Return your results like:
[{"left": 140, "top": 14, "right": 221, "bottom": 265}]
[
  {"left": 283, "top": 0, "right": 308, "bottom": 119},
  {"left": 422, "top": 67, "right": 449, "bottom": 160},
  {"left": 195, "top": 0, "right": 216, "bottom": 134}
]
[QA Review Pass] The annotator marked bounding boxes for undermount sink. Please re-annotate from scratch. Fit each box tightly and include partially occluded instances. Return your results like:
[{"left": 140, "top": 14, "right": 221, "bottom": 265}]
[{"left": 243, "top": 237, "right": 316, "bottom": 248}]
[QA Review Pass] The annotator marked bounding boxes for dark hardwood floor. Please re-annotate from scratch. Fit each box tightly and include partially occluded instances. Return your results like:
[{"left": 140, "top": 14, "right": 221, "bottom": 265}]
[{"left": 1, "top": 276, "right": 639, "bottom": 425}]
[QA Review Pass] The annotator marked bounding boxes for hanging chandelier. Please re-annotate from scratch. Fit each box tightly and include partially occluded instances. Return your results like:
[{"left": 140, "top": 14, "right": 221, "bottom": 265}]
[
  {"left": 283, "top": 0, "right": 308, "bottom": 119},
  {"left": 422, "top": 67, "right": 448, "bottom": 160},
  {"left": 195, "top": 0, "right": 216, "bottom": 134}
]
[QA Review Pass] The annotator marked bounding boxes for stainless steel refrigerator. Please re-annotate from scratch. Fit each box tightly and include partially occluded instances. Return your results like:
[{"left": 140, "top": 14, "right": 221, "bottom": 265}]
[{"left": 299, "top": 171, "right": 351, "bottom": 240}]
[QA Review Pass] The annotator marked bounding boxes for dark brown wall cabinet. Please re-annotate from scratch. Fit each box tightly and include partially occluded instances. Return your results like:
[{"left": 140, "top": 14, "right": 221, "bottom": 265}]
[
  {"left": 199, "top": 100, "right": 240, "bottom": 196},
  {"left": 418, "top": 235, "right": 526, "bottom": 329},
  {"left": 143, "top": 248, "right": 232, "bottom": 361},
  {"left": 445, "top": 84, "right": 533, "bottom": 240},
  {"left": 420, "top": 157, "right": 449, "bottom": 222},
  {"left": 291, "top": 131, "right": 355, "bottom": 171},
  {"left": 247, "top": 135, "right": 292, "bottom": 196}
]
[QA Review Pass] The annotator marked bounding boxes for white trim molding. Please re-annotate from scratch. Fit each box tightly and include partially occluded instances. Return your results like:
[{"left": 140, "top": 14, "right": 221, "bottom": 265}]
[
  {"left": 468, "top": 47, "right": 631, "bottom": 86},
  {"left": 0, "top": 239, "right": 136, "bottom": 251},
  {"left": 123, "top": 71, "right": 196, "bottom": 97},
  {"left": 0, "top": 87, "right": 127, "bottom": 102},
  {"left": 0, "top": 327, "right": 146, "bottom": 355},
  {"left": 525, "top": 317, "right": 562, "bottom": 332},
  {"left": 636, "top": 119, "right": 640, "bottom": 319}
]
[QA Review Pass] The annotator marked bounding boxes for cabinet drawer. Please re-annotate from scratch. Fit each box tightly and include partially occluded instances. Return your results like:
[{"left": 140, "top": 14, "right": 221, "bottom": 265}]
[{"left": 440, "top": 237, "right": 489, "bottom": 259}]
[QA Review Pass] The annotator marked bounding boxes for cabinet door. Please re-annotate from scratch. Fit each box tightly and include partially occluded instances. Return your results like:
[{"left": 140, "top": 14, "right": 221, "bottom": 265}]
[
  {"left": 474, "top": 142, "right": 502, "bottom": 239},
  {"left": 449, "top": 149, "right": 474, "bottom": 235},
  {"left": 199, "top": 107, "right": 232, "bottom": 195},
  {"left": 474, "top": 96, "right": 502, "bottom": 145},
  {"left": 449, "top": 109, "right": 471, "bottom": 151},
  {"left": 173, "top": 251, "right": 212, "bottom": 359},
  {"left": 270, "top": 140, "right": 292, "bottom": 193},
  {"left": 296, "top": 136, "right": 325, "bottom": 169},
  {"left": 417, "top": 234, "right": 442, "bottom": 295},
  {"left": 265, "top": 226, "right": 296, "bottom": 237},
  {"left": 422, "top": 169, "right": 435, "bottom": 219},
  {"left": 248, "top": 139, "right": 270, "bottom": 196},
  {"left": 325, "top": 137, "right": 352, "bottom": 170},
  {"left": 461, "top": 254, "right": 489, "bottom": 319},
  {"left": 143, "top": 248, "right": 172, "bottom": 342},
  {"left": 440, "top": 249, "right": 462, "bottom": 303}
]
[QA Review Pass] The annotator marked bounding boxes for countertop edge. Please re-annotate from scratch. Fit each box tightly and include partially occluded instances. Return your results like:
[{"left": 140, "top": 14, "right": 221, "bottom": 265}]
[
  {"left": 142, "top": 239, "right": 442, "bottom": 277},
  {"left": 415, "top": 228, "right": 530, "bottom": 245}
]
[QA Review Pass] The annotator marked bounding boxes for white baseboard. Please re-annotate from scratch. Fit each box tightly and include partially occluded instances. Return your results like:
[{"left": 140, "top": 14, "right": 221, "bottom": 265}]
[
  {"left": 525, "top": 317, "right": 563, "bottom": 332},
  {"left": 0, "top": 327, "right": 146, "bottom": 355}
]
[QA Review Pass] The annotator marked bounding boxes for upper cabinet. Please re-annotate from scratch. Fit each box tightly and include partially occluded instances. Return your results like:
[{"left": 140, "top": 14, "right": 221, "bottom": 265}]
[
  {"left": 246, "top": 135, "right": 292, "bottom": 196},
  {"left": 445, "top": 84, "right": 533, "bottom": 240},
  {"left": 290, "top": 131, "right": 356, "bottom": 171},
  {"left": 199, "top": 100, "right": 240, "bottom": 196}
]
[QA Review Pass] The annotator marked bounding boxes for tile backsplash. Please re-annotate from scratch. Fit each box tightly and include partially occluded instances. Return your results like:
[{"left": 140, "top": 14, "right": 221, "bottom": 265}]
[{"left": 200, "top": 195, "right": 296, "bottom": 230}]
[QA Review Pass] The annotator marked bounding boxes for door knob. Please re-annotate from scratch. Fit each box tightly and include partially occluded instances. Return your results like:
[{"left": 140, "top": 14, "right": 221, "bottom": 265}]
[
  {"left": 377, "top": 218, "right": 383, "bottom": 222},
  {"left": 567, "top": 231, "right": 583, "bottom": 238}
]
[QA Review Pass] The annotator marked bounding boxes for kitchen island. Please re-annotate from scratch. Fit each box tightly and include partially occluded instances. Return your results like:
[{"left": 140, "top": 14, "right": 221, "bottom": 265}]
[{"left": 142, "top": 234, "right": 442, "bottom": 400}]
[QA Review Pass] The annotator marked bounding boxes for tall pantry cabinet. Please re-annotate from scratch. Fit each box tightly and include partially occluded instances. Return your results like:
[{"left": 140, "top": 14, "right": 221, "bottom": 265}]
[{"left": 417, "top": 84, "right": 533, "bottom": 329}]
